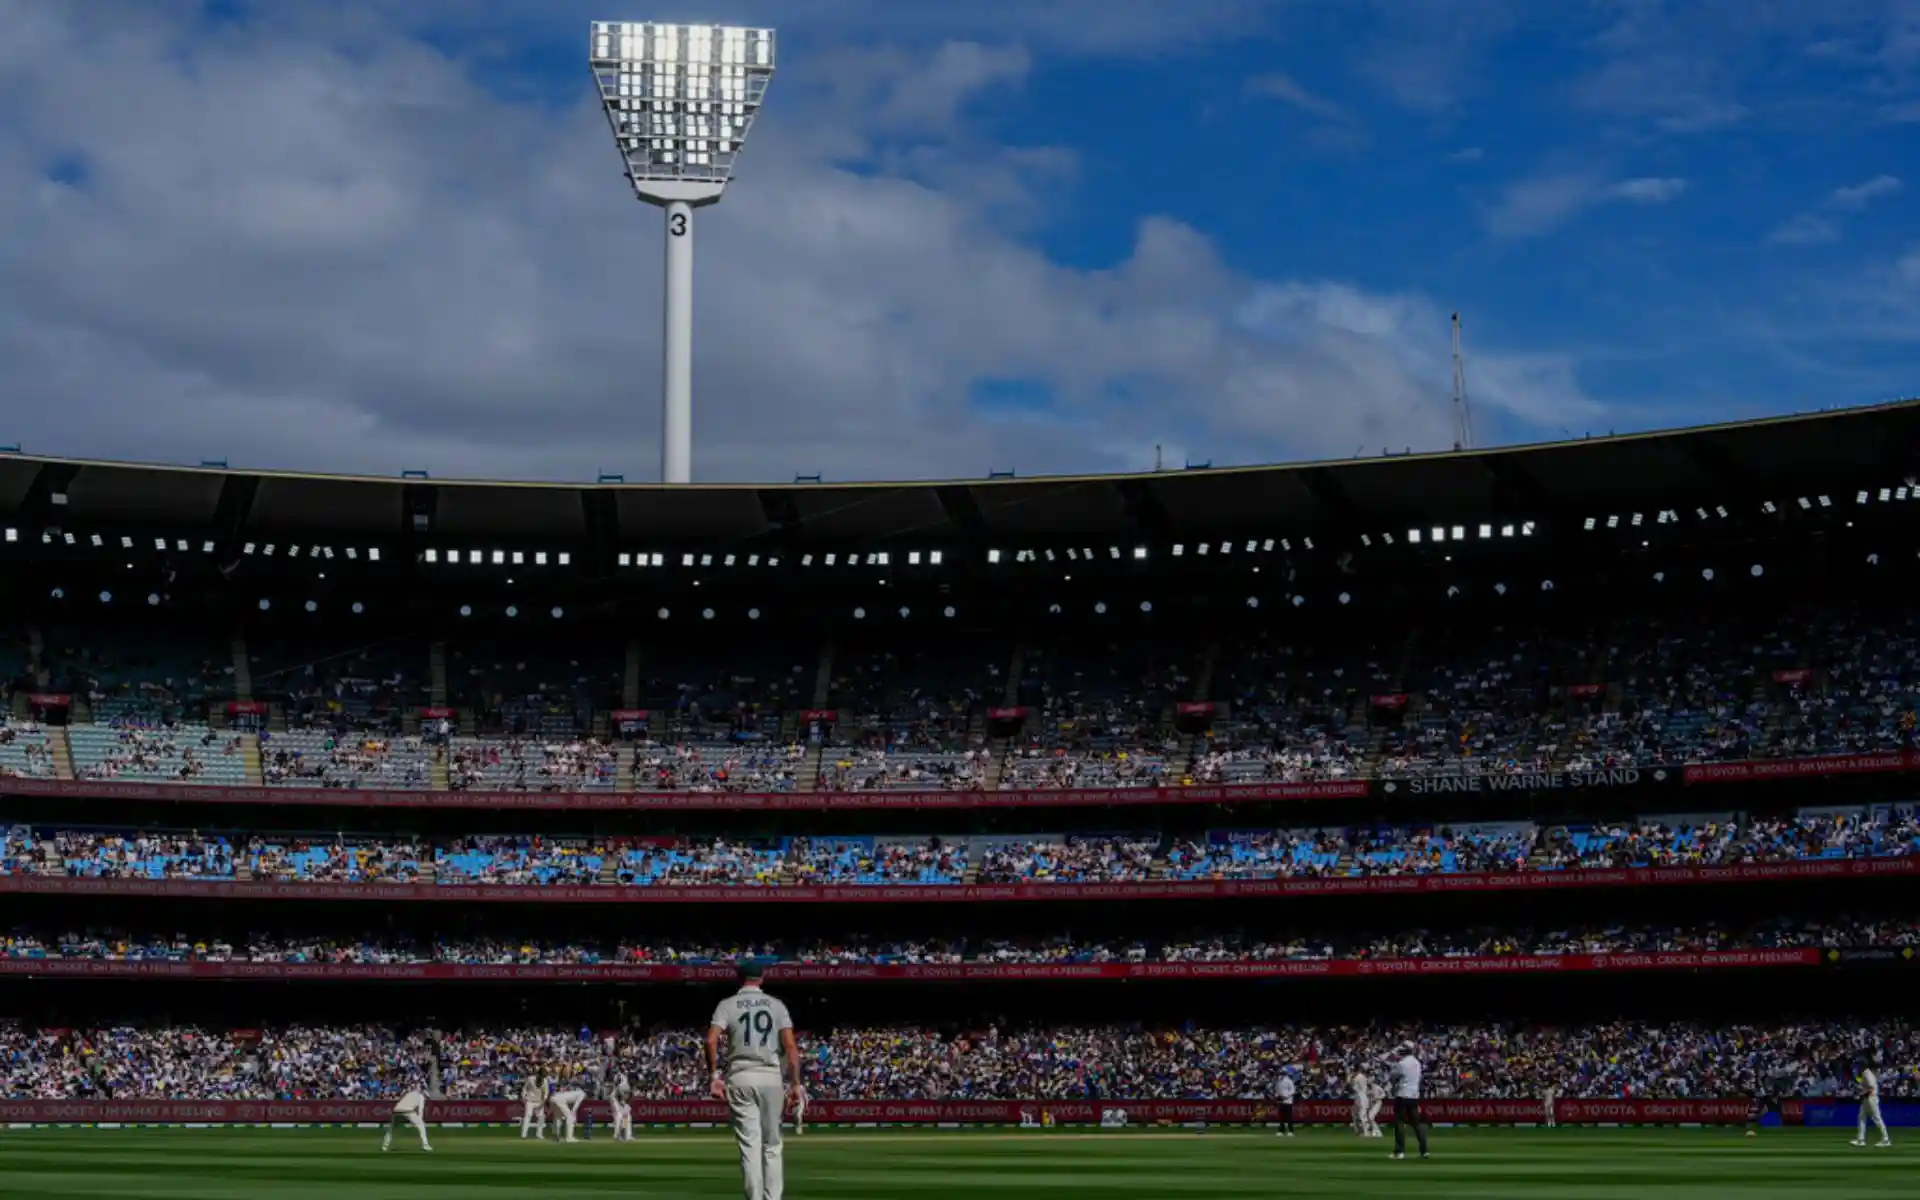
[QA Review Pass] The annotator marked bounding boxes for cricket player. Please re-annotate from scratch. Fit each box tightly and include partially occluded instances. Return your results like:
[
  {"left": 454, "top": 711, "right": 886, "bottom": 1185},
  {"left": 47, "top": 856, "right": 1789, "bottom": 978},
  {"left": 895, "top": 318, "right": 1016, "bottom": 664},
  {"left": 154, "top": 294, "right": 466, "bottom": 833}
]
[
  {"left": 1387, "top": 1043, "right": 1430, "bottom": 1160},
  {"left": 551, "top": 1080, "right": 588, "bottom": 1143},
  {"left": 791, "top": 1081, "right": 808, "bottom": 1137},
  {"left": 1350, "top": 1068, "right": 1374, "bottom": 1137},
  {"left": 1851, "top": 1064, "right": 1891, "bottom": 1148},
  {"left": 1273, "top": 1069, "right": 1297, "bottom": 1138},
  {"left": 381, "top": 1086, "right": 433, "bottom": 1153},
  {"left": 1367, "top": 1075, "right": 1385, "bottom": 1138},
  {"left": 707, "top": 959, "right": 803, "bottom": 1200},
  {"left": 609, "top": 1072, "right": 635, "bottom": 1142},
  {"left": 520, "top": 1071, "right": 548, "bottom": 1140},
  {"left": 1542, "top": 1084, "right": 1559, "bottom": 1129}
]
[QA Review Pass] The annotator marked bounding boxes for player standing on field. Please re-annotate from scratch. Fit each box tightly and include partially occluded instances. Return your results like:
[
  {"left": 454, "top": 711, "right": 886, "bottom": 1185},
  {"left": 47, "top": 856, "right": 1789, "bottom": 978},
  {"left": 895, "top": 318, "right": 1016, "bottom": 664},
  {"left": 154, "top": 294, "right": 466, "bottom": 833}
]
[
  {"left": 381, "top": 1083, "right": 433, "bottom": 1153},
  {"left": 707, "top": 960, "right": 804, "bottom": 1200},
  {"left": 520, "top": 1070, "right": 547, "bottom": 1140},
  {"left": 1350, "top": 1068, "right": 1373, "bottom": 1137},
  {"left": 610, "top": 1071, "right": 635, "bottom": 1142},
  {"left": 1851, "top": 1062, "right": 1892, "bottom": 1148},
  {"left": 1386, "top": 1042, "right": 1430, "bottom": 1161},
  {"left": 1273, "top": 1068, "right": 1296, "bottom": 1138},
  {"left": 1542, "top": 1083, "right": 1559, "bottom": 1129}
]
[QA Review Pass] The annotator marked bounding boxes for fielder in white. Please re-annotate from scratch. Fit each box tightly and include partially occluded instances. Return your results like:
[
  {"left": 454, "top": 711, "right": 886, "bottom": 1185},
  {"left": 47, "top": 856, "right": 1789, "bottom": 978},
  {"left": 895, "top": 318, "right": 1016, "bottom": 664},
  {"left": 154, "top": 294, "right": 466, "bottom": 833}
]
[
  {"left": 1851, "top": 1066, "right": 1891, "bottom": 1148},
  {"left": 381, "top": 1087, "right": 433, "bottom": 1153},
  {"left": 609, "top": 1072, "right": 635, "bottom": 1142},
  {"left": 520, "top": 1072, "right": 549, "bottom": 1140},
  {"left": 707, "top": 960, "right": 804, "bottom": 1200},
  {"left": 550, "top": 1082, "right": 588, "bottom": 1143},
  {"left": 1542, "top": 1084, "right": 1559, "bottom": 1128},
  {"left": 1351, "top": 1067, "right": 1382, "bottom": 1128}
]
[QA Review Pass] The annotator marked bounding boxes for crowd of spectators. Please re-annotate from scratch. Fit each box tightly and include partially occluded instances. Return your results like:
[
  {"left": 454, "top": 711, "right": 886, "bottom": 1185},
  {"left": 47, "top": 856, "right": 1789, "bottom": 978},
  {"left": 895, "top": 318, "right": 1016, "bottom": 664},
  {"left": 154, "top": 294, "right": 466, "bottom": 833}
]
[
  {"left": 3, "top": 916, "right": 1913, "bottom": 969},
  {"left": 978, "top": 836, "right": 1160, "bottom": 884},
  {"left": 71, "top": 724, "right": 244, "bottom": 783},
  {"left": 2, "top": 809, "right": 1915, "bottom": 886},
  {"left": 0, "top": 718, "right": 55, "bottom": 780},
  {"left": 447, "top": 738, "right": 620, "bottom": 792},
  {"left": 3, "top": 1019, "right": 1913, "bottom": 1102},
  {"left": 433, "top": 836, "right": 606, "bottom": 886},
  {"left": 629, "top": 742, "right": 804, "bottom": 792},
  {"left": 261, "top": 733, "right": 432, "bottom": 789}
]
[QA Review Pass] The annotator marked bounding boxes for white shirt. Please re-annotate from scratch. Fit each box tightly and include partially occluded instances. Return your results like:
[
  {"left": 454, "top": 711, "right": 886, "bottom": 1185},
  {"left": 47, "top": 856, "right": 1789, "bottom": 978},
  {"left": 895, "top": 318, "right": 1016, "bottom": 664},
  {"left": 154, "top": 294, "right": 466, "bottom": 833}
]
[
  {"left": 1277, "top": 1076, "right": 1296, "bottom": 1101},
  {"left": 393, "top": 1090, "right": 426, "bottom": 1115},
  {"left": 1861, "top": 1070, "right": 1879, "bottom": 1100},
  {"left": 711, "top": 986, "right": 794, "bottom": 1076},
  {"left": 1389, "top": 1055, "right": 1422, "bottom": 1100},
  {"left": 1351, "top": 1072, "right": 1371, "bottom": 1101}
]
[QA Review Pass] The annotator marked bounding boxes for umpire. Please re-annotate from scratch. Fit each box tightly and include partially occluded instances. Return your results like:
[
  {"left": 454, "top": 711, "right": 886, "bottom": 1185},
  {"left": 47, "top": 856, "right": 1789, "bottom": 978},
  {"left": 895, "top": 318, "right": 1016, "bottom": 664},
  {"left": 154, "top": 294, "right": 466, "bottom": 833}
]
[{"left": 1387, "top": 1042, "right": 1430, "bottom": 1160}]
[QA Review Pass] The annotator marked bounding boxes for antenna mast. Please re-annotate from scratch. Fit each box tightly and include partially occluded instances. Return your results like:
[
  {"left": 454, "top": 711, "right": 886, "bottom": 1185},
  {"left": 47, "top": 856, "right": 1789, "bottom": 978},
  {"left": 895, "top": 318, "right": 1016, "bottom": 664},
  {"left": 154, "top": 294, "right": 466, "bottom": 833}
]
[{"left": 1450, "top": 312, "right": 1475, "bottom": 452}]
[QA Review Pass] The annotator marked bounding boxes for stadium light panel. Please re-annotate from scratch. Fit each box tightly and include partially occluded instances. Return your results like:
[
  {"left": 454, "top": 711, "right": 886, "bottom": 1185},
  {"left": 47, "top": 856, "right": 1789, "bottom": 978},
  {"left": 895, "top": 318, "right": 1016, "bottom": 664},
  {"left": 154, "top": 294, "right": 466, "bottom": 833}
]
[
  {"left": 1819, "top": 495, "right": 1831, "bottom": 507},
  {"left": 368, "top": 548, "right": 381, "bottom": 563},
  {"left": 929, "top": 550, "right": 943, "bottom": 565},
  {"left": 1133, "top": 547, "right": 1148, "bottom": 560},
  {"left": 1408, "top": 529, "right": 1422, "bottom": 543},
  {"left": 90, "top": 534, "right": 102, "bottom": 548},
  {"left": 987, "top": 549, "right": 1001, "bottom": 563},
  {"left": 1431, "top": 527, "right": 1445, "bottom": 543},
  {"left": 1197, "top": 543, "right": 1209, "bottom": 556},
  {"left": 723, "top": 554, "right": 736, "bottom": 566},
  {"left": 852, "top": 607, "right": 866, "bottom": 619},
  {"left": 424, "top": 550, "right": 438, "bottom": 564},
  {"left": 459, "top": 605, "right": 472, "bottom": 617},
  {"left": 506, "top": 606, "right": 519, "bottom": 618},
  {"left": 2, "top": 528, "right": 13, "bottom": 543},
  {"left": 619, "top": 553, "right": 634, "bottom": 567},
  {"left": 1093, "top": 601, "right": 1107, "bottom": 614},
  {"left": 558, "top": 553, "right": 571, "bottom": 566},
  {"left": 1303, "top": 537, "right": 1315, "bottom": 550},
  {"left": 1171, "top": 544, "right": 1184, "bottom": 556},
  {"left": 1451, "top": 526, "right": 1465, "bottom": 541},
  {"left": 257, "top": 598, "right": 270, "bottom": 611},
  {"left": 1140, "top": 601, "right": 1153, "bottom": 613},
  {"left": 512, "top": 552, "right": 525, "bottom": 565},
  {"left": 120, "top": 535, "right": 135, "bottom": 549},
  {"left": 1763, "top": 501, "right": 1779, "bottom": 514},
  {"left": 98, "top": 591, "right": 112, "bottom": 604},
  {"left": 1479, "top": 524, "right": 1493, "bottom": 539}
]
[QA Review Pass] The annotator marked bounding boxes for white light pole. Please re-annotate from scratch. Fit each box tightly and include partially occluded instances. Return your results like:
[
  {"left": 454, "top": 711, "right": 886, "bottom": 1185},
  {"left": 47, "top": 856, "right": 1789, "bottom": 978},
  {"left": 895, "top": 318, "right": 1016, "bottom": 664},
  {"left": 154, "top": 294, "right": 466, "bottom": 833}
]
[{"left": 591, "top": 21, "right": 776, "bottom": 484}]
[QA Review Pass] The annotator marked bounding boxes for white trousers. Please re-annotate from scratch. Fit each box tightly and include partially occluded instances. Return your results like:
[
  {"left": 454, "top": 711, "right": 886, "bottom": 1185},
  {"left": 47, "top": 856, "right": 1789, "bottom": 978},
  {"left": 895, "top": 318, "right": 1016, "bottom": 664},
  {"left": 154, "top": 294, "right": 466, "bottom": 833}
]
[
  {"left": 1859, "top": 1098, "right": 1889, "bottom": 1142},
  {"left": 520, "top": 1098, "right": 546, "bottom": 1138},
  {"left": 550, "top": 1093, "right": 583, "bottom": 1141},
  {"left": 726, "top": 1073, "right": 786, "bottom": 1200},
  {"left": 610, "top": 1098, "right": 633, "bottom": 1141},
  {"left": 1544, "top": 1097, "right": 1558, "bottom": 1127},
  {"left": 383, "top": 1110, "right": 430, "bottom": 1150}
]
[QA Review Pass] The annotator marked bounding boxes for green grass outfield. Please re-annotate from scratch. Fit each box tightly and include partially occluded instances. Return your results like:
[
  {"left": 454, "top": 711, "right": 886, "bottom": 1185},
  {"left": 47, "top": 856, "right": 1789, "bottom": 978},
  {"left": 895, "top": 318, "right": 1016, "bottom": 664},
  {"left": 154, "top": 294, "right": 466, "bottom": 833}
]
[{"left": 0, "top": 1126, "right": 1911, "bottom": 1198}]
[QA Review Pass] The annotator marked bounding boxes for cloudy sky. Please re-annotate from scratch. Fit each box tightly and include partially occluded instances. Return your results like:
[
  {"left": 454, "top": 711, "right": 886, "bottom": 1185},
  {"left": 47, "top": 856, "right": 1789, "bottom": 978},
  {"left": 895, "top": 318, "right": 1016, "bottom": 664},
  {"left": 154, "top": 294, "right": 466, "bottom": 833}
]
[{"left": 2, "top": 1, "right": 1916, "bottom": 483}]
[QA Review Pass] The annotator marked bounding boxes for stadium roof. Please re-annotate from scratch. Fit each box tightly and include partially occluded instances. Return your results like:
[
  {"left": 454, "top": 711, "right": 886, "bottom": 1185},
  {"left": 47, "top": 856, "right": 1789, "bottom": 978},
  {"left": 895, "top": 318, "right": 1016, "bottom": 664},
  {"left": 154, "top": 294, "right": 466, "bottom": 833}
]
[{"left": 2, "top": 401, "right": 1916, "bottom": 548}]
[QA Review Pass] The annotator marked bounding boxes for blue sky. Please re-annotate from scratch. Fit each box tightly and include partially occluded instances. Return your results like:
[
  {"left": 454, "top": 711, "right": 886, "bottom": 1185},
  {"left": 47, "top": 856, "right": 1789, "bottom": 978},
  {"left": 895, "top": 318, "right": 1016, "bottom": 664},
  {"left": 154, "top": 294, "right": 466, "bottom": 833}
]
[{"left": 0, "top": 0, "right": 1916, "bottom": 481}]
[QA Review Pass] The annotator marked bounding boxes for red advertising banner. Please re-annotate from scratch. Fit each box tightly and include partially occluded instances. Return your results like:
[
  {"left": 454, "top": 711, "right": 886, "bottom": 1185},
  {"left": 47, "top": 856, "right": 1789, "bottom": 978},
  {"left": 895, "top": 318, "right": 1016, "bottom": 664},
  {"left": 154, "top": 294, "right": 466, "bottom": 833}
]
[
  {"left": 0, "top": 949, "right": 1822, "bottom": 984},
  {"left": 420, "top": 707, "right": 455, "bottom": 720},
  {"left": 1177, "top": 702, "right": 1217, "bottom": 716},
  {"left": 987, "top": 707, "right": 1029, "bottom": 720},
  {"left": 0, "top": 859, "right": 1906, "bottom": 907},
  {"left": 1565, "top": 684, "right": 1606, "bottom": 699},
  {"left": 0, "top": 1097, "right": 1770, "bottom": 1126},
  {"left": 226, "top": 702, "right": 268, "bottom": 716},
  {"left": 1370, "top": 694, "right": 1409, "bottom": 710},
  {"left": 1685, "top": 751, "right": 1918, "bottom": 784},
  {"left": 26, "top": 694, "right": 71, "bottom": 708},
  {"left": 800, "top": 710, "right": 837, "bottom": 722},
  {"left": 1772, "top": 669, "right": 1812, "bottom": 685},
  {"left": 609, "top": 710, "right": 650, "bottom": 722},
  {"left": 0, "top": 776, "right": 1370, "bottom": 812}
]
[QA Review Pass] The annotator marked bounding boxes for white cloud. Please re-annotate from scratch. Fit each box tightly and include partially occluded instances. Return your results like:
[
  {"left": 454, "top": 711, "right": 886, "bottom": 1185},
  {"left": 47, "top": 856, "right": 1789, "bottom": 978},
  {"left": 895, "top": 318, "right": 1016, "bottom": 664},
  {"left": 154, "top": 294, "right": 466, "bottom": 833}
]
[
  {"left": 1829, "top": 174, "right": 1902, "bottom": 210},
  {"left": 1243, "top": 72, "right": 1368, "bottom": 152},
  {"left": 1483, "top": 171, "right": 1687, "bottom": 239},
  {"left": 0, "top": 1, "right": 1602, "bottom": 483},
  {"left": 1767, "top": 214, "right": 1840, "bottom": 246},
  {"left": 1603, "top": 177, "right": 1688, "bottom": 204},
  {"left": 1769, "top": 176, "right": 1903, "bottom": 248}
]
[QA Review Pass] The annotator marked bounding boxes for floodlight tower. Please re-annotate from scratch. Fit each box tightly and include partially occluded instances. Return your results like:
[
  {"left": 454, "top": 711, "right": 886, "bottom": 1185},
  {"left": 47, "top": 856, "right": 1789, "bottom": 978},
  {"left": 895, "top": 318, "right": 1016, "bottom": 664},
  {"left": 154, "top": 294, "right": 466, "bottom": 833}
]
[{"left": 591, "top": 21, "right": 776, "bottom": 484}]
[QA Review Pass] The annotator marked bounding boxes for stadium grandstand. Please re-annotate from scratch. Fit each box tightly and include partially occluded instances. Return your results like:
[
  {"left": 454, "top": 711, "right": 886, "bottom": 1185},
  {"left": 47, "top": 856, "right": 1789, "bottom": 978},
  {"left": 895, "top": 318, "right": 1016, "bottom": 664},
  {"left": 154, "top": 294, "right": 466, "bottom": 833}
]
[{"left": 3, "top": 402, "right": 1920, "bottom": 1136}]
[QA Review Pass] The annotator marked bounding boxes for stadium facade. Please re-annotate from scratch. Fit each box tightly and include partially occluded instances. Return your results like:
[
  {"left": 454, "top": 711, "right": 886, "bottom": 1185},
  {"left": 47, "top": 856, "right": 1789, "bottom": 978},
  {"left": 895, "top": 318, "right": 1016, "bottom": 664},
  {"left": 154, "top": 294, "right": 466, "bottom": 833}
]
[{"left": 2, "top": 402, "right": 1918, "bottom": 1128}]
